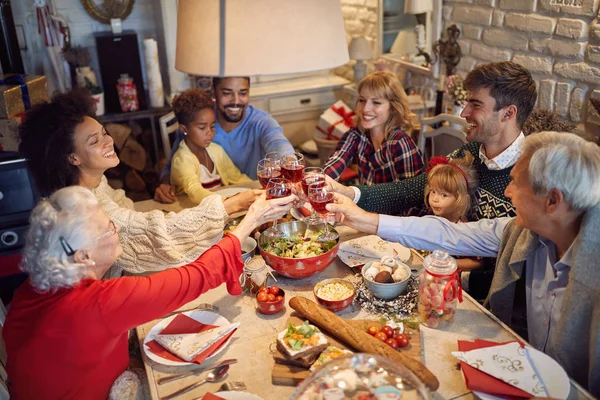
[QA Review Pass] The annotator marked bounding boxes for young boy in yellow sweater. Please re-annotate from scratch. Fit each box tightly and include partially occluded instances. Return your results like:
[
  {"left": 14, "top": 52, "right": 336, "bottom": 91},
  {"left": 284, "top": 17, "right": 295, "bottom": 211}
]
[{"left": 170, "top": 89, "right": 252, "bottom": 204}]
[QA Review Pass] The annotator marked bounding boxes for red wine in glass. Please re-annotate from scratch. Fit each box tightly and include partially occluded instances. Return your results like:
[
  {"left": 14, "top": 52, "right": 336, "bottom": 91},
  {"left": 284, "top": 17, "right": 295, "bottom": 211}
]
[
  {"left": 266, "top": 185, "right": 291, "bottom": 199},
  {"left": 258, "top": 169, "right": 281, "bottom": 189},
  {"left": 265, "top": 178, "right": 291, "bottom": 237},
  {"left": 302, "top": 175, "right": 325, "bottom": 196},
  {"left": 310, "top": 192, "right": 334, "bottom": 214},
  {"left": 281, "top": 164, "right": 305, "bottom": 183}
]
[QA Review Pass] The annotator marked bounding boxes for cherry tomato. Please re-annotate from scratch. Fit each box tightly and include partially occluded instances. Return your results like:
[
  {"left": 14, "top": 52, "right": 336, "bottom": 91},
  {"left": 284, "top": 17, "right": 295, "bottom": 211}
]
[
  {"left": 367, "top": 326, "right": 380, "bottom": 336},
  {"left": 275, "top": 295, "right": 284, "bottom": 302},
  {"left": 258, "top": 286, "right": 269, "bottom": 294},
  {"left": 268, "top": 286, "right": 280, "bottom": 296},
  {"left": 385, "top": 338, "right": 399, "bottom": 349},
  {"left": 374, "top": 331, "right": 388, "bottom": 342},
  {"left": 256, "top": 292, "right": 268, "bottom": 303},
  {"left": 381, "top": 326, "right": 395, "bottom": 338},
  {"left": 395, "top": 334, "right": 409, "bottom": 348},
  {"left": 267, "top": 293, "right": 276, "bottom": 302}
]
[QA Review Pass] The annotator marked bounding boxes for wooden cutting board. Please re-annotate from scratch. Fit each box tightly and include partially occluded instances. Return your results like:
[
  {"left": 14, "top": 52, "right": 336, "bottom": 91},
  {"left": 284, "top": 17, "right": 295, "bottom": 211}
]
[{"left": 271, "top": 314, "right": 422, "bottom": 386}]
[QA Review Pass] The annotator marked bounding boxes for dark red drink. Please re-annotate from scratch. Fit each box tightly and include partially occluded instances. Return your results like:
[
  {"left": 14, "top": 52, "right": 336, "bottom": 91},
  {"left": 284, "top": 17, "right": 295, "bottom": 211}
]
[
  {"left": 309, "top": 192, "right": 334, "bottom": 214},
  {"left": 258, "top": 169, "right": 281, "bottom": 188},
  {"left": 266, "top": 187, "right": 291, "bottom": 200},
  {"left": 302, "top": 177, "right": 325, "bottom": 196},
  {"left": 281, "top": 164, "right": 305, "bottom": 182}
]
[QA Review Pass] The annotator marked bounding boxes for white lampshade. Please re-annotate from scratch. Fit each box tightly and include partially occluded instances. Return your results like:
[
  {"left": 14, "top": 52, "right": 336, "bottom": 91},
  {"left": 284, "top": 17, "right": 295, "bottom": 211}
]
[
  {"left": 349, "top": 37, "right": 373, "bottom": 61},
  {"left": 404, "top": 0, "right": 434, "bottom": 14},
  {"left": 176, "top": 0, "right": 349, "bottom": 77}
]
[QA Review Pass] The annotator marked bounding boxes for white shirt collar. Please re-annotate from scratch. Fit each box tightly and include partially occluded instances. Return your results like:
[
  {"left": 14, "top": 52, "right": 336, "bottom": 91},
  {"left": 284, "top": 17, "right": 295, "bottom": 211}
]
[{"left": 479, "top": 132, "right": 525, "bottom": 170}]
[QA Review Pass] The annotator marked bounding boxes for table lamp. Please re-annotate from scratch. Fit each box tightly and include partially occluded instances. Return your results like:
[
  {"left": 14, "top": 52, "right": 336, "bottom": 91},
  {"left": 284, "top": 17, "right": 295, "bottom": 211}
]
[
  {"left": 175, "top": 0, "right": 349, "bottom": 77},
  {"left": 349, "top": 37, "right": 373, "bottom": 83},
  {"left": 404, "top": 0, "right": 434, "bottom": 67}
]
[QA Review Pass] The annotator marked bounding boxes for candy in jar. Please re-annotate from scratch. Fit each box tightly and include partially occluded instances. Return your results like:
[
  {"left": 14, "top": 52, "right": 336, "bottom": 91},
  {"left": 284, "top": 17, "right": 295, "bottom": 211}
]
[
  {"left": 116, "top": 74, "right": 139, "bottom": 112},
  {"left": 418, "top": 249, "right": 462, "bottom": 328}
]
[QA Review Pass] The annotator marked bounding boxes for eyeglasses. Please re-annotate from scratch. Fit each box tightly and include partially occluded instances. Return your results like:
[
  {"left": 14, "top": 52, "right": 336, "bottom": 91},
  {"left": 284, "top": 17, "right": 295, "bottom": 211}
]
[{"left": 59, "top": 220, "right": 117, "bottom": 257}]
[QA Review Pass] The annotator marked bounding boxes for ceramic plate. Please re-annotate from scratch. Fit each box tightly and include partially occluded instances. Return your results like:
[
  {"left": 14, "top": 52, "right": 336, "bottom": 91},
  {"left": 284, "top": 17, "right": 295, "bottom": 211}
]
[
  {"left": 143, "top": 310, "right": 234, "bottom": 367},
  {"left": 473, "top": 346, "right": 570, "bottom": 400},
  {"left": 213, "top": 187, "right": 250, "bottom": 198},
  {"left": 290, "top": 203, "right": 313, "bottom": 220},
  {"left": 210, "top": 392, "right": 263, "bottom": 400}
]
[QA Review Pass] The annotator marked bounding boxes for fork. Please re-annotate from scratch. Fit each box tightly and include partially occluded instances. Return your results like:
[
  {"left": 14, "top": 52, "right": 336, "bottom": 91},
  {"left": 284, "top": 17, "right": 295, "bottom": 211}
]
[{"left": 162, "top": 303, "right": 219, "bottom": 318}]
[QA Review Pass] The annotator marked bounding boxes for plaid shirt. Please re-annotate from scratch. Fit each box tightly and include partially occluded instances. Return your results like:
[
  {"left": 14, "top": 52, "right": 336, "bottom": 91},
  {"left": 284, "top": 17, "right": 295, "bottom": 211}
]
[{"left": 323, "top": 127, "right": 424, "bottom": 185}]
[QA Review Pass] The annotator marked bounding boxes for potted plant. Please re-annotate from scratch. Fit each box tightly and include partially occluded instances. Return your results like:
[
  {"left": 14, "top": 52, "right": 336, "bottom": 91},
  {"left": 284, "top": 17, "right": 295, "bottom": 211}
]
[
  {"left": 445, "top": 74, "right": 468, "bottom": 116},
  {"left": 63, "top": 46, "right": 99, "bottom": 90},
  {"left": 85, "top": 77, "right": 105, "bottom": 116}
]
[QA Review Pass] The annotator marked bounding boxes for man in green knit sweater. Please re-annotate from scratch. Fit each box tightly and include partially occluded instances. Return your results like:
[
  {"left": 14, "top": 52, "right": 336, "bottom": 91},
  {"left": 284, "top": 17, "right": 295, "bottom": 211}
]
[
  {"left": 330, "top": 61, "right": 537, "bottom": 299},
  {"left": 331, "top": 61, "right": 537, "bottom": 220}
]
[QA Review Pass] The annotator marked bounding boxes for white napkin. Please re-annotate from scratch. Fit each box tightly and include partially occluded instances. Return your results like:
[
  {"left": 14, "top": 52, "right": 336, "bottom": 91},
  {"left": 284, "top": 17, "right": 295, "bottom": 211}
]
[
  {"left": 452, "top": 342, "right": 548, "bottom": 397},
  {"left": 156, "top": 322, "right": 239, "bottom": 362},
  {"left": 338, "top": 235, "right": 411, "bottom": 267}
]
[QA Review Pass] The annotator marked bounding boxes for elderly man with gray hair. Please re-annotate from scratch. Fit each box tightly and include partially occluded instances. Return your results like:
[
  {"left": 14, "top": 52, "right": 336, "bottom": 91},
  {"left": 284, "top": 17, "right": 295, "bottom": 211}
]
[{"left": 327, "top": 131, "right": 600, "bottom": 396}]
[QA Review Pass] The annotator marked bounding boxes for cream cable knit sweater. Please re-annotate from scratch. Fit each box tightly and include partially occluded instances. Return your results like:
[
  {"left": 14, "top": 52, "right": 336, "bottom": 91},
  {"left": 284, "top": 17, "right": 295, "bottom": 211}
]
[{"left": 92, "top": 176, "right": 228, "bottom": 276}]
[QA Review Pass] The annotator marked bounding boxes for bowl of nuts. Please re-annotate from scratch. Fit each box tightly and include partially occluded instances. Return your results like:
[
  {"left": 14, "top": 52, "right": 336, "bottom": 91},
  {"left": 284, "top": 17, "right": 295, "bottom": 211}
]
[
  {"left": 361, "top": 256, "right": 411, "bottom": 300},
  {"left": 313, "top": 278, "right": 355, "bottom": 312}
]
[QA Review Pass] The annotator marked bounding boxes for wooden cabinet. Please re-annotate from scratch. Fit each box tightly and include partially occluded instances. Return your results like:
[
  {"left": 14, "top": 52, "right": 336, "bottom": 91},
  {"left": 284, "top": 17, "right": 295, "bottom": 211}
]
[{"left": 249, "top": 75, "right": 350, "bottom": 147}]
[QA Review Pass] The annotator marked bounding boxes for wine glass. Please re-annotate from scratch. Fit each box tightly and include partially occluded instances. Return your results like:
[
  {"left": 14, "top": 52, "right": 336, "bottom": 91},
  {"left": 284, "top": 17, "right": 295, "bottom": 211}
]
[
  {"left": 281, "top": 152, "right": 305, "bottom": 207},
  {"left": 301, "top": 168, "right": 325, "bottom": 224},
  {"left": 257, "top": 158, "right": 282, "bottom": 189},
  {"left": 265, "top": 177, "right": 292, "bottom": 237},
  {"left": 308, "top": 182, "right": 339, "bottom": 241}
]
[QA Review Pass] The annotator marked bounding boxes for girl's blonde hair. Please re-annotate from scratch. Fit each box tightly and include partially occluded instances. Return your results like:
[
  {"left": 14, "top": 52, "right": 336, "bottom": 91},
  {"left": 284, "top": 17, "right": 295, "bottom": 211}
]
[
  {"left": 424, "top": 152, "right": 478, "bottom": 221},
  {"left": 356, "top": 71, "right": 415, "bottom": 139}
]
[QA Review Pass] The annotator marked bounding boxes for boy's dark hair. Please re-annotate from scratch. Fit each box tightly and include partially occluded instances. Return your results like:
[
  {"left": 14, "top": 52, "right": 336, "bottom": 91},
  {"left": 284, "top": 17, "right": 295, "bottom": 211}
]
[
  {"left": 211, "top": 76, "right": 250, "bottom": 89},
  {"left": 18, "top": 89, "right": 96, "bottom": 196},
  {"left": 464, "top": 61, "right": 537, "bottom": 128},
  {"left": 172, "top": 89, "right": 213, "bottom": 126}
]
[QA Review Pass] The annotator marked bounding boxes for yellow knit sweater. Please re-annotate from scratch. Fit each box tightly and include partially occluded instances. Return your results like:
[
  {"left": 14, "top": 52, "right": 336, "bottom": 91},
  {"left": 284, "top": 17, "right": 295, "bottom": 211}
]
[{"left": 171, "top": 141, "right": 252, "bottom": 204}]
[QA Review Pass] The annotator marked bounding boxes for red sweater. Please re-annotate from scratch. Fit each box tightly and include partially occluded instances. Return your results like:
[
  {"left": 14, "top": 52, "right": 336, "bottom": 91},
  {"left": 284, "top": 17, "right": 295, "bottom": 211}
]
[{"left": 3, "top": 234, "right": 244, "bottom": 400}]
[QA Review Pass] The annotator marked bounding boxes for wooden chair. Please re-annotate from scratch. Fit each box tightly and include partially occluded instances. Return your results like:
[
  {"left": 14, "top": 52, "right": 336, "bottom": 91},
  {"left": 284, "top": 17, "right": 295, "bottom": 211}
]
[
  {"left": 159, "top": 111, "right": 179, "bottom": 159},
  {"left": 417, "top": 113, "right": 468, "bottom": 163},
  {"left": 0, "top": 299, "right": 9, "bottom": 399}
]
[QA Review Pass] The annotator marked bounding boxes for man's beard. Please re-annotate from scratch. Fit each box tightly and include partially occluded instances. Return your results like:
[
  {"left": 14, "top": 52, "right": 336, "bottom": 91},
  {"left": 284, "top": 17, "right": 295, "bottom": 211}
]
[{"left": 220, "top": 104, "right": 245, "bottom": 123}]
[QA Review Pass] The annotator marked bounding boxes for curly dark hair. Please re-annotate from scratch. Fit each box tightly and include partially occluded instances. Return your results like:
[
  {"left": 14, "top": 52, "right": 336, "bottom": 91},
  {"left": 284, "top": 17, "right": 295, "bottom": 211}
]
[
  {"left": 18, "top": 89, "right": 96, "bottom": 196},
  {"left": 172, "top": 89, "right": 213, "bottom": 127},
  {"left": 464, "top": 61, "right": 537, "bottom": 128}
]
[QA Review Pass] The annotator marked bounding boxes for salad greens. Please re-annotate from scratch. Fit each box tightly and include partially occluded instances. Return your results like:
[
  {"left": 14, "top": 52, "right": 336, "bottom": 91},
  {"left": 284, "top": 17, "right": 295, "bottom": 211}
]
[{"left": 261, "top": 233, "right": 336, "bottom": 258}]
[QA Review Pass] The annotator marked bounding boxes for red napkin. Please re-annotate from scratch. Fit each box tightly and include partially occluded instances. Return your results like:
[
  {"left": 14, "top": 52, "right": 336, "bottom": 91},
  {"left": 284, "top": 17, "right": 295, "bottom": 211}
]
[
  {"left": 202, "top": 394, "right": 226, "bottom": 400},
  {"left": 299, "top": 206, "right": 312, "bottom": 217},
  {"left": 457, "top": 339, "right": 531, "bottom": 399},
  {"left": 146, "top": 314, "right": 236, "bottom": 364}
]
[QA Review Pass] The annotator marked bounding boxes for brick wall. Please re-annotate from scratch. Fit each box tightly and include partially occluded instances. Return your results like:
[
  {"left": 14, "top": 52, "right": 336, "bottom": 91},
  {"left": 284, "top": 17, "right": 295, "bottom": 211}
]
[
  {"left": 12, "top": 0, "right": 158, "bottom": 91},
  {"left": 336, "top": 0, "right": 380, "bottom": 80},
  {"left": 443, "top": 0, "right": 600, "bottom": 126}
]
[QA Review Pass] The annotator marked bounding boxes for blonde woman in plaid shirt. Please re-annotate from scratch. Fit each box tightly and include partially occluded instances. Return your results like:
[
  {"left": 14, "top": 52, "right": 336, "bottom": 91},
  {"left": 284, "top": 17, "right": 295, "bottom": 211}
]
[{"left": 322, "top": 71, "right": 424, "bottom": 185}]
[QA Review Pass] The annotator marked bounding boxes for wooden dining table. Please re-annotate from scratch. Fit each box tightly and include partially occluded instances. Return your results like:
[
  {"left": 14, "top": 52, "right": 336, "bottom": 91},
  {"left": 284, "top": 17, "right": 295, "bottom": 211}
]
[{"left": 133, "top": 187, "right": 594, "bottom": 400}]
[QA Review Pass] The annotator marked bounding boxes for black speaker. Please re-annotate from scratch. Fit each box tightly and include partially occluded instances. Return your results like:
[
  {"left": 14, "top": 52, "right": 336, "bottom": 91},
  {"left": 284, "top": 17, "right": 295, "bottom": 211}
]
[{"left": 94, "top": 30, "right": 147, "bottom": 113}]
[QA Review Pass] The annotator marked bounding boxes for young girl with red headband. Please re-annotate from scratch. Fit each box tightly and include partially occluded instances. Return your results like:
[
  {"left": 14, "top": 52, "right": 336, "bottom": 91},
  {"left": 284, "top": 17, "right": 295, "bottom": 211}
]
[{"left": 424, "top": 153, "right": 483, "bottom": 272}]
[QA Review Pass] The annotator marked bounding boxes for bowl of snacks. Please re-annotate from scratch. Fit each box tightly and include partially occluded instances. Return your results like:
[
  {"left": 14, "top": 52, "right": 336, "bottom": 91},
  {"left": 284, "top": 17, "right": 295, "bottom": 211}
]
[
  {"left": 241, "top": 237, "right": 257, "bottom": 263},
  {"left": 256, "top": 286, "right": 285, "bottom": 314},
  {"left": 362, "top": 256, "right": 412, "bottom": 300},
  {"left": 258, "top": 221, "right": 340, "bottom": 279},
  {"left": 313, "top": 278, "right": 355, "bottom": 312}
]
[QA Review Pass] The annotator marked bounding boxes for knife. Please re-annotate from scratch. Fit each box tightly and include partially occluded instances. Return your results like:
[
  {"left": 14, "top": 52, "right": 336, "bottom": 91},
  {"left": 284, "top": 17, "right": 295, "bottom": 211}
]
[{"left": 157, "top": 358, "right": 237, "bottom": 385}]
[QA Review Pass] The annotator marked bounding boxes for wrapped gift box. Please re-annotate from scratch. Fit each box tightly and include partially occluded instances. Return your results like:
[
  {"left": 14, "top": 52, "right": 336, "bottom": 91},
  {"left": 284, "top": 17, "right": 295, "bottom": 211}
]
[
  {"left": 0, "top": 74, "right": 48, "bottom": 118},
  {"left": 314, "top": 100, "right": 356, "bottom": 141},
  {"left": 0, "top": 115, "right": 24, "bottom": 152}
]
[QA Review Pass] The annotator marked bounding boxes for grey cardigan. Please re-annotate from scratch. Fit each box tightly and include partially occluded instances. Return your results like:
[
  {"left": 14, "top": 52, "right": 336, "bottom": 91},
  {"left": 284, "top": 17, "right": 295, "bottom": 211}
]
[{"left": 486, "top": 203, "right": 600, "bottom": 396}]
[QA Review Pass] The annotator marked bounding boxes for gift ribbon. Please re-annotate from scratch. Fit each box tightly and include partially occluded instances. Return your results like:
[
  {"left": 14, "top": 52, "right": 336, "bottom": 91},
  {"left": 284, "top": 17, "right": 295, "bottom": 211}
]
[
  {"left": 0, "top": 75, "right": 31, "bottom": 110},
  {"left": 426, "top": 269, "right": 463, "bottom": 309},
  {"left": 316, "top": 105, "right": 356, "bottom": 140}
]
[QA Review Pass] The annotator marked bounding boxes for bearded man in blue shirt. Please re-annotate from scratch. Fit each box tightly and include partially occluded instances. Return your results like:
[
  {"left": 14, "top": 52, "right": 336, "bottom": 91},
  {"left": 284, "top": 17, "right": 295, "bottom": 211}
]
[
  {"left": 328, "top": 131, "right": 600, "bottom": 396},
  {"left": 155, "top": 77, "right": 294, "bottom": 203}
]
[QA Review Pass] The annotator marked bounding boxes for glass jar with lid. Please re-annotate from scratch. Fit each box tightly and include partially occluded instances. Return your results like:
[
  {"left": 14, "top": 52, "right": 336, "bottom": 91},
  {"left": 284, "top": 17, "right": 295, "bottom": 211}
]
[
  {"left": 418, "top": 249, "right": 462, "bottom": 328},
  {"left": 240, "top": 257, "right": 275, "bottom": 295}
]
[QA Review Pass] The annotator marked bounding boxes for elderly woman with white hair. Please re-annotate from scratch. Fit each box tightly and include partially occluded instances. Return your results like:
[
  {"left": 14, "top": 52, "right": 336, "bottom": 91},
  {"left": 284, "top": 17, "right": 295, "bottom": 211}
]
[
  {"left": 327, "top": 131, "right": 600, "bottom": 396},
  {"left": 3, "top": 186, "right": 295, "bottom": 399}
]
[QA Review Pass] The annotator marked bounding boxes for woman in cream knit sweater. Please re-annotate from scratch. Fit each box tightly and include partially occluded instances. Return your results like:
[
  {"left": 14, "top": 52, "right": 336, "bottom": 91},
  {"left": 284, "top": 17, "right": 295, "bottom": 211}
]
[{"left": 19, "top": 90, "right": 260, "bottom": 276}]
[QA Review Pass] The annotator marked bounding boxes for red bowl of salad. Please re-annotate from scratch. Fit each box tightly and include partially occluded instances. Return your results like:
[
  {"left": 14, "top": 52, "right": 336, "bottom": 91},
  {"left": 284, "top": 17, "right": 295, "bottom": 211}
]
[{"left": 258, "top": 221, "right": 340, "bottom": 279}]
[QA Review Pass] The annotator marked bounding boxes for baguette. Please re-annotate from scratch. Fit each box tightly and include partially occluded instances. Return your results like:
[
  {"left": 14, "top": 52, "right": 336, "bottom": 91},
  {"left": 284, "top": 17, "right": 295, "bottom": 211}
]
[{"left": 289, "top": 296, "right": 439, "bottom": 392}]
